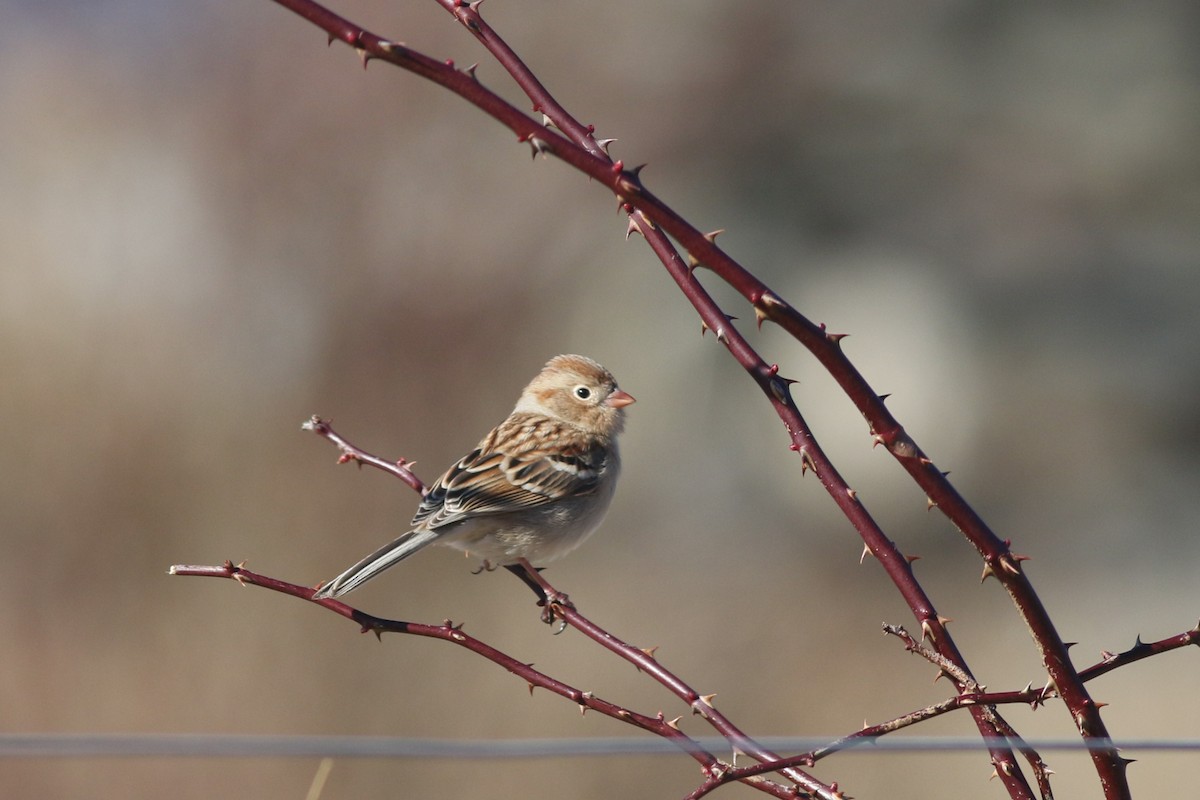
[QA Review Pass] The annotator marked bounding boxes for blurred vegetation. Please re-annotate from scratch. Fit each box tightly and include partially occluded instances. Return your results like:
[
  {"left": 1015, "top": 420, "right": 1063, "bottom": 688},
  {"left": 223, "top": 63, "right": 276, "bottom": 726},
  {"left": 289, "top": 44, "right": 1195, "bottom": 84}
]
[{"left": 1, "top": 2, "right": 1197, "bottom": 797}]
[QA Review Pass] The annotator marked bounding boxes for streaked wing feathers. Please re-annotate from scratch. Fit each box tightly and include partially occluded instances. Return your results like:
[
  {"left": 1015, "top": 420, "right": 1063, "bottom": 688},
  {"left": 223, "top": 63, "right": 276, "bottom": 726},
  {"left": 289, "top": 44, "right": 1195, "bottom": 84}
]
[{"left": 413, "top": 421, "right": 607, "bottom": 530}]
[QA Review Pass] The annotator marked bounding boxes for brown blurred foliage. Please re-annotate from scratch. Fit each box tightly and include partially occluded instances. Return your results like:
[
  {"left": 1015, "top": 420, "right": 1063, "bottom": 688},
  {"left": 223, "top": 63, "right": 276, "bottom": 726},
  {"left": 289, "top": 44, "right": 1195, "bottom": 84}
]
[{"left": 1, "top": 1, "right": 1197, "bottom": 798}]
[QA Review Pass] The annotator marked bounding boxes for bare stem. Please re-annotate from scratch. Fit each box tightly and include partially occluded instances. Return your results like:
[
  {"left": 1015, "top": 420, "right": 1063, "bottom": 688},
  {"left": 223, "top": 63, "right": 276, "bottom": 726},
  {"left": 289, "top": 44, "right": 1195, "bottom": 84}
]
[
  {"left": 167, "top": 560, "right": 801, "bottom": 799},
  {"left": 227, "top": 3, "right": 1196, "bottom": 796}
]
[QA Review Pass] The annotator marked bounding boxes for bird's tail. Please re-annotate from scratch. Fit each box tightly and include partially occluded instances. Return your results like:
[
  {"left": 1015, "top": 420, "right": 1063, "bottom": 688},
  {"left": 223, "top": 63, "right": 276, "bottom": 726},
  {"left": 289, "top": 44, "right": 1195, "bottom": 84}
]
[{"left": 313, "top": 529, "right": 441, "bottom": 599}]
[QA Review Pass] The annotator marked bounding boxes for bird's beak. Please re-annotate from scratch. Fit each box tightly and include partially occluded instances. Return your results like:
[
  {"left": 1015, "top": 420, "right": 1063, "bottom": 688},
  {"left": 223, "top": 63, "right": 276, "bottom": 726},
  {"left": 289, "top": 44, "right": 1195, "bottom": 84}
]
[{"left": 606, "top": 389, "right": 636, "bottom": 408}]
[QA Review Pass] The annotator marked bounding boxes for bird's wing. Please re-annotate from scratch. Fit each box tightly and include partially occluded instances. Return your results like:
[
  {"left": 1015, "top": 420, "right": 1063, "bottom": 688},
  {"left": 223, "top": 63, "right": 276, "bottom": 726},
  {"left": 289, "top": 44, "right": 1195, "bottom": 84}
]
[{"left": 413, "top": 433, "right": 608, "bottom": 531}]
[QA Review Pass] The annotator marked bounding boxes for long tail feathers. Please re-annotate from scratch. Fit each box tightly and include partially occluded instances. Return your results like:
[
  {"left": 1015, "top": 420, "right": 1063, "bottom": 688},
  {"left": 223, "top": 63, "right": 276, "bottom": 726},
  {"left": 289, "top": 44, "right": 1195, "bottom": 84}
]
[{"left": 313, "top": 529, "right": 441, "bottom": 599}]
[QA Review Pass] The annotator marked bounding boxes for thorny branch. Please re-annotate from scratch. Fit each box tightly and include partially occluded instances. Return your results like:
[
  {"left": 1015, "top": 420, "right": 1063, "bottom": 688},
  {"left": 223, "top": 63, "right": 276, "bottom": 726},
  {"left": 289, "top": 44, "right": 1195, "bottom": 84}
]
[
  {"left": 177, "top": 1, "right": 1197, "bottom": 796},
  {"left": 422, "top": 2, "right": 1038, "bottom": 794},
  {"left": 270, "top": 1, "right": 1039, "bottom": 793},
  {"left": 299, "top": 417, "right": 837, "bottom": 799},
  {"left": 166, "top": 561, "right": 795, "bottom": 799},
  {"left": 174, "top": 420, "right": 1199, "bottom": 800}
]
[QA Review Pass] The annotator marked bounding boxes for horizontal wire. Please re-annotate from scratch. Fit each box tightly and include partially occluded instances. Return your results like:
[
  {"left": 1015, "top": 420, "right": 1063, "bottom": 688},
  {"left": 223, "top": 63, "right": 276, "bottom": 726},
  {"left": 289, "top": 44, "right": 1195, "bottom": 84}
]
[{"left": 2, "top": 734, "right": 1198, "bottom": 759}]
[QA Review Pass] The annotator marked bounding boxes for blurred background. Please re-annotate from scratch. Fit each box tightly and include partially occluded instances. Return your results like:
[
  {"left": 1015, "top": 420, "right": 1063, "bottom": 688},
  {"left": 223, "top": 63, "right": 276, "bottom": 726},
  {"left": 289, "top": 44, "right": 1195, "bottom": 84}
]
[{"left": 2, "top": 1, "right": 1197, "bottom": 798}]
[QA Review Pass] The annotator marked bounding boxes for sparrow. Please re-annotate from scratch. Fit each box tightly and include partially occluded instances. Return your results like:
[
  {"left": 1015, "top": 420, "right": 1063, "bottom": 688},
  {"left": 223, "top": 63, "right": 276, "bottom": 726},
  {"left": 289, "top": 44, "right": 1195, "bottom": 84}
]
[{"left": 314, "top": 354, "right": 634, "bottom": 599}]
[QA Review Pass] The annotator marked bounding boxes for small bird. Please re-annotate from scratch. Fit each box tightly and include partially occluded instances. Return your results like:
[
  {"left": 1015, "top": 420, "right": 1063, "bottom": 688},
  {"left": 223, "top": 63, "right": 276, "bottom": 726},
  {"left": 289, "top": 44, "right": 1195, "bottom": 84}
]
[{"left": 314, "top": 354, "right": 634, "bottom": 599}]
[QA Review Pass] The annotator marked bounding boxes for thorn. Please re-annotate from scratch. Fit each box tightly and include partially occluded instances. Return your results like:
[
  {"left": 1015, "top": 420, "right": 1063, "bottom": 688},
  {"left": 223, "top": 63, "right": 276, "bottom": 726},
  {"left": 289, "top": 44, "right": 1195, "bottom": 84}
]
[
  {"left": 665, "top": 716, "right": 682, "bottom": 730},
  {"left": 846, "top": 487, "right": 857, "bottom": 500},
  {"left": 528, "top": 136, "right": 550, "bottom": 159},
  {"left": 232, "top": 561, "right": 249, "bottom": 587},
  {"left": 1100, "top": 650, "right": 1117, "bottom": 662},
  {"left": 527, "top": 683, "right": 535, "bottom": 696},
  {"left": 468, "top": 0, "right": 485, "bottom": 11},
  {"left": 753, "top": 306, "right": 768, "bottom": 329},
  {"left": 616, "top": 169, "right": 647, "bottom": 197},
  {"left": 1000, "top": 554, "right": 1024, "bottom": 575},
  {"left": 595, "top": 138, "right": 617, "bottom": 154},
  {"left": 686, "top": 252, "right": 703, "bottom": 271},
  {"left": 698, "top": 693, "right": 717, "bottom": 707},
  {"left": 920, "top": 619, "right": 936, "bottom": 642},
  {"left": 826, "top": 332, "right": 848, "bottom": 344},
  {"left": 769, "top": 376, "right": 792, "bottom": 403},
  {"left": 871, "top": 434, "right": 886, "bottom": 448},
  {"left": 980, "top": 561, "right": 996, "bottom": 582},
  {"left": 906, "top": 553, "right": 921, "bottom": 564},
  {"left": 541, "top": 113, "right": 554, "bottom": 128},
  {"left": 878, "top": 393, "right": 891, "bottom": 403},
  {"left": 464, "top": 63, "right": 480, "bottom": 80},
  {"left": 1094, "top": 701, "right": 1109, "bottom": 710},
  {"left": 703, "top": 229, "right": 725, "bottom": 243},
  {"left": 625, "top": 217, "right": 643, "bottom": 240},
  {"left": 927, "top": 496, "right": 937, "bottom": 511},
  {"left": 937, "top": 615, "right": 953, "bottom": 627},
  {"left": 640, "top": 645, "right": 659, "bottom": 660},
  {"left": 1063, "top": 641, "right": 1076, "bottom": 650},
  {"left": 989, "top": 768, "right": 1000, "bottom": 782},
  {"left": 579, "top": 691, "right": 593, "bottom": 715},
  {"left": 859, "top": 543, "right": 873, "bottom": 564},
  {"left": 759, "top": 291, "right": 785, "bottom": 310},
  {"left": 356, "top": 48, "right": 371, "bottom": 69}
]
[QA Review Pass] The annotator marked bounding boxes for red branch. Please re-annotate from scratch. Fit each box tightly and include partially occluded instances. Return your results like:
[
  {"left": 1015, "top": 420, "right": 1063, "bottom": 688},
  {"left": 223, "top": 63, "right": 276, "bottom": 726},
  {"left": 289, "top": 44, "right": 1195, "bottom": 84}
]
[
  {"left": 175, "top": 417, "right": 1197, "bottom": 799},
  {"left": 232, "top": 2, "right": 1196, "bottom": 796},
  {"left": 299, "top": 418, "right": 837, "bottom": 798},
  {"left": 168, "top": 561, "right": 808, "bottom": 799}
]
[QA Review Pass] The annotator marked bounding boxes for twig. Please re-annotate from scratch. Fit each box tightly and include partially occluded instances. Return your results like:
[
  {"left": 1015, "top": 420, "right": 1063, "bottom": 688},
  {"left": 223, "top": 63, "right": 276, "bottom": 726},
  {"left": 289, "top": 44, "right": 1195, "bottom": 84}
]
[
  {"left": 415, "top": 3, "right": 1036, "bottom": 795},
  {"left": 301, "top": 419, "right": 836, "bottom": 798},
  {"left": 302, "top": 415, "right": 426, "bottom": 493},
  {"left": 168, "top": 560, "right": 800, "bottom": 799}
]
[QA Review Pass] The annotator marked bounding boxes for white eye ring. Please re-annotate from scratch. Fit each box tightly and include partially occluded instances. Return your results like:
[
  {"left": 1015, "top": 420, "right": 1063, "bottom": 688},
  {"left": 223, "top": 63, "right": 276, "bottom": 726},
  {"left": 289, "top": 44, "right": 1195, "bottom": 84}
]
[{"left": 573, "top": 386, "right": 592, "bottom": 400}]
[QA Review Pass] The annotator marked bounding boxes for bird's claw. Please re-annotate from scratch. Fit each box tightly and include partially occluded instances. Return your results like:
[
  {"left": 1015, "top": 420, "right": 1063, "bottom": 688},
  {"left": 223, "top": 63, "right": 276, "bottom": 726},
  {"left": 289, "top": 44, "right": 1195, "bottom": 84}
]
[{"left": 541, "top": 592, "right": 575, "bottom": 634}]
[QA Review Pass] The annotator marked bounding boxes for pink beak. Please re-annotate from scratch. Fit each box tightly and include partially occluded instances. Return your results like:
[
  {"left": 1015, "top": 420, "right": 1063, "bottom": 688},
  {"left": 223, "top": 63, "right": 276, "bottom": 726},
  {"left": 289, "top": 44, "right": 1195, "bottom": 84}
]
[{"left": 606, "top": 389, "right": 636, "bottom": 408}]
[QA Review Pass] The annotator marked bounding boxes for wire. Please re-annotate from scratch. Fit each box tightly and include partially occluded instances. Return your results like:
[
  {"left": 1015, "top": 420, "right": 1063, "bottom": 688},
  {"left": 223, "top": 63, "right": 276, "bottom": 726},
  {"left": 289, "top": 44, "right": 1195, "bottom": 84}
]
[{"left": 2, "top": 734, "right": 1198, "bottom": 759}]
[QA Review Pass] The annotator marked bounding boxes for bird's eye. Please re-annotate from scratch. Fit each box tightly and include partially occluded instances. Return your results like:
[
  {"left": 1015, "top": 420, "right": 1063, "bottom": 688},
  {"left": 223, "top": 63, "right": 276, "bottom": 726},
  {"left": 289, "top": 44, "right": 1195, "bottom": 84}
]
[{"left": 574, "top": 386, "right": 592, "bottom": 400}]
